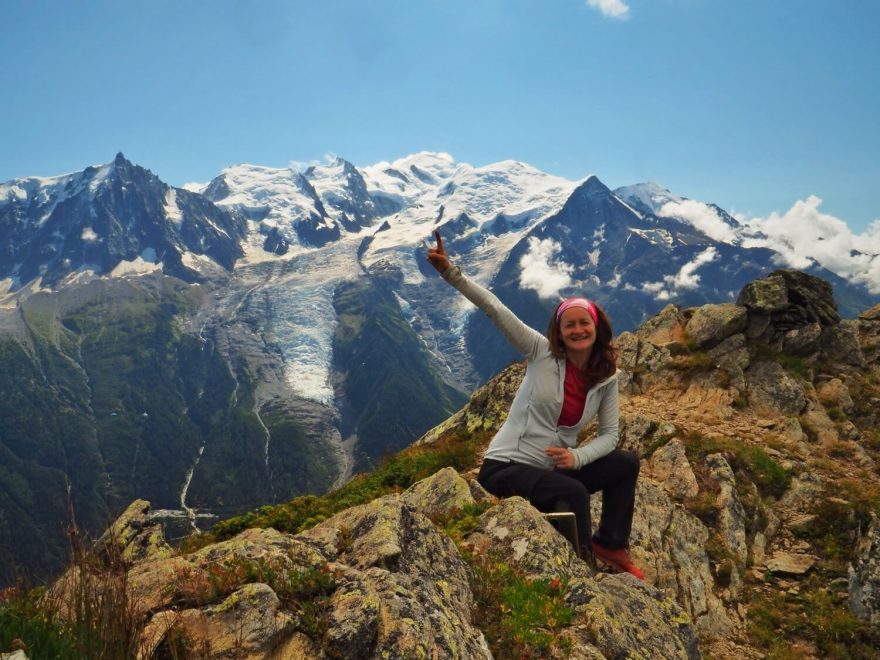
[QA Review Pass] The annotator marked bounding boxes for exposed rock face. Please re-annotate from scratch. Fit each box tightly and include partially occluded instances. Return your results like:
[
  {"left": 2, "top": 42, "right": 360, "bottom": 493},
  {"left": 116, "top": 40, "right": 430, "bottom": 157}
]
[
  {"left": 744, "top": 360, "right": 806, "bottom": 416},
  {"left": 466, "top": 496, "right": 700, "bottom": 659},
  {"left": 850, "top": 514, "right": 880, "bottom": 625},
  {"left": 95, "top": 499, "right": 173, "bottom": 564}
]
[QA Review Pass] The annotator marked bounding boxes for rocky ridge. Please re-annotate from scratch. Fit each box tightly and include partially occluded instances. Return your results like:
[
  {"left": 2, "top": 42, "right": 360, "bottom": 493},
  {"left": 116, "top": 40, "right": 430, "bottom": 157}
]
[{"left": 36, "top": 269, "right": 880, "bottom": 658}]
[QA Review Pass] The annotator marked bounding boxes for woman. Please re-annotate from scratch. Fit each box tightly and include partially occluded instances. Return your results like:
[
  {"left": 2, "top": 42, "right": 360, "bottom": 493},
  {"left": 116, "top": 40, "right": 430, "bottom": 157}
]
[{"left": 427, "top": 231, "right": 644, "bottom": 579}]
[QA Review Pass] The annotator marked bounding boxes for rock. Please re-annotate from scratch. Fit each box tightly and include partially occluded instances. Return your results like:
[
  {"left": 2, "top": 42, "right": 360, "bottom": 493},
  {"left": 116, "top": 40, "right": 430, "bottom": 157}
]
[
  {"left": 468, "top": 497, "right": 586, "bottom": 582},
  {"left": 706, "top": 333, "right": 750, "bottom": 373},
  {"left": 860, "top": 303, "right": 880, "bottom": 321},
  {"left": 816, "top": 378, "right": 854, "bottom": 414},
  {"left": 738, "top": 271, "right": 841, "bottom": 349},
  {"left": 401, "top": 466, "right": 474, "bottom": 519},
  {"left": 323, "top": 567, "right": 380, "bottom": 659},
  {"left": 616, "top": 333, "right": 674, "bottom": 394},
  {"left": 620, "top": 414, "right": 658, "bottom": 455},
  {"left": 143, "top": 583, "right": 293, "bottom": 659},
  {"left": 564, "top": 575, "right": 701, "bottom": 660},
  {"left": 768, "top": 270, "right": 840, "bottom": 327},
  {"left": 645, "top": 438, "right": 699, "bottom": 500},
  {"left": 468, "top": 497, "right": 701, "bottom": 658},
  {"left": 309, "top": 495, "right": 491, "bottom": 658},
  {"left": 849, "top": 514, "right": 880, "bottom": 625},
  {"left": 820, "top": 321, "right": 866, "bottom": 368},
  {"left": 637, "top": 304, "right": 688, "bottom": 346},
  {"left": 745, "top": 360, "right": 807, "bottom": 416},
  {"left": 782, "top": 322, "right": 822, "bottom": 355},
  {"left": 684, "top": 304, "right": 748, "bottom": 350},
  {"left": 620, "top": 482, "right": 735, "bottom": 639},
  {"left": 799, "top": 403, "right": 839, "bottom": 445},
  {"left": 95, "top": 499, "right": 172, "bottom": 565},
  {"left": 737, "top": 275, "right": 789, "bottom": 314},
  {"left": 765, "top": 552, "right": 817, "bottom": 575},
  {"left": 127, "top": 556, "right": 212, "bottom": 619},
  {"left": 706, "top": 454, "right": 748, "bottom": 564},
  {"left": 467, "top": 477, "right": 493, "bottom": 503}
]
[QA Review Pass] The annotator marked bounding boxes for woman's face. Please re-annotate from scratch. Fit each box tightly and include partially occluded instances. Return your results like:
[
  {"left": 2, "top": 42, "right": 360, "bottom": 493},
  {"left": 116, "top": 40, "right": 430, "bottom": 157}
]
[{"left": 559, "top": 307, "right": 596, "bottom": 355}]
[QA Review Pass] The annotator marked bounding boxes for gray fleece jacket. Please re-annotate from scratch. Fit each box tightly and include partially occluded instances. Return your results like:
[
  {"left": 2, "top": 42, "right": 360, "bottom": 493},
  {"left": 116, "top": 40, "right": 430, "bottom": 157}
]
[{"left": 443, "top": 265, "right": 619, "bottom": 470}]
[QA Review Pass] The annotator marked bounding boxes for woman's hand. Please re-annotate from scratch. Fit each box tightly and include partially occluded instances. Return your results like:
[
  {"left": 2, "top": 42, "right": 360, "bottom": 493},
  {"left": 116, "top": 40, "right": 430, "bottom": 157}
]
[
  {"left": 426, "top": 230, "right": 451, "bottom": 274},
  {"left": 546, "top": 446, "right": 575, "bottom": 470}
]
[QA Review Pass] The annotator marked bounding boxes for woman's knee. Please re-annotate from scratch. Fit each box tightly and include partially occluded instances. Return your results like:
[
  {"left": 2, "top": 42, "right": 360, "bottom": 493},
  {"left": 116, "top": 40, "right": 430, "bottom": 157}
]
[{"left": 614, "top": 449, "right": 641, "bottom": 479}]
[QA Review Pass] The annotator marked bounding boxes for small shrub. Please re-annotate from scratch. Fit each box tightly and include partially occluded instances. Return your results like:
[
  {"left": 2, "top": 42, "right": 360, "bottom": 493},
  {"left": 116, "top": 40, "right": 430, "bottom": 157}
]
[
  {"left": 435, "top": 501, "right": 495, "bottom": 543},
  {"left": 466, "top": 552, "right": 574, "bottom": 658}
]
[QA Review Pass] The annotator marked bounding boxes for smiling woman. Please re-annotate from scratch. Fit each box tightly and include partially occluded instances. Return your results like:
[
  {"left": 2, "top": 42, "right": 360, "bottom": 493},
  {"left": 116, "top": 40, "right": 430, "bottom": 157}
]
[{"left": 426, "top": 230, "right": 645, "bottom": 579}]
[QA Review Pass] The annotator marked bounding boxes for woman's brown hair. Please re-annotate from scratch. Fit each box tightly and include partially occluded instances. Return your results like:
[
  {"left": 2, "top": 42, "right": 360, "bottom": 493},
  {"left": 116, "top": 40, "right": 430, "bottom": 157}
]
[{"left": 546, "top": 300, "right": 618, "bottom": 384}]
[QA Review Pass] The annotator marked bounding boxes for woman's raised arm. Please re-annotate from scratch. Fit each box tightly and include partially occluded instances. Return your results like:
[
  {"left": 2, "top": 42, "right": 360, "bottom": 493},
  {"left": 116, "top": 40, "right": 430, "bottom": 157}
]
[{"left": 427, "top": 230, "right": 545, "bottom": 361}]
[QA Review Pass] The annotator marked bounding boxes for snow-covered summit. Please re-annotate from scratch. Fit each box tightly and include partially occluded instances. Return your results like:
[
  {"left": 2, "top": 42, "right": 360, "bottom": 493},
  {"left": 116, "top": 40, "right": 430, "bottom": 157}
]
[
  {"left": 361, "top": 151, "right": 459, "bottom": 208},
  {"left": 616, "top": 182, "right": 741, "bottom": 245}
]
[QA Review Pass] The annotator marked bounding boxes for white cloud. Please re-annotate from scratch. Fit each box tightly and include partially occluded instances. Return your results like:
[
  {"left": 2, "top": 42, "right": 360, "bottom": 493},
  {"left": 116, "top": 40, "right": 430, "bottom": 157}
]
[
  {"left": 658, "top": 199, "right": 738, "bottom": 244},
  {"left": 81, "top": 227, "right": 99, "bottom": 242},
  {"left": 742, "top": 195, "right": 880, "bottom": 294},
  {"left": 519, "top": 237, "right": 574, "bottom": 299},
  {"left": 641, "top": 247, "right": 719, "bottom": 299},
  {"left": 587, "top": 0, "right": 630, "bottom": 19}
]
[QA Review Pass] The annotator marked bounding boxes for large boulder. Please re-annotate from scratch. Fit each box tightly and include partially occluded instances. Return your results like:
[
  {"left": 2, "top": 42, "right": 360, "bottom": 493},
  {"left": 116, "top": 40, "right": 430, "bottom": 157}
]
[
  {"left": 744, "top": 361, "right": 806, "bottom": 416},
  {"left": 684, "top": 304, "right": 748, "bottom": 350},
  {"left": 400, "top": 466, "right": 475, "bottom": 519}
]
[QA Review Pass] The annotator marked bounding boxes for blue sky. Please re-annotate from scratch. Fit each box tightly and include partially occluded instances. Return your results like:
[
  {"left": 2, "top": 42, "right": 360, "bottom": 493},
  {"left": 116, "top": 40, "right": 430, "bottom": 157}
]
[{"left": 2, "top": 0, "right": 878, "bottom": 232}]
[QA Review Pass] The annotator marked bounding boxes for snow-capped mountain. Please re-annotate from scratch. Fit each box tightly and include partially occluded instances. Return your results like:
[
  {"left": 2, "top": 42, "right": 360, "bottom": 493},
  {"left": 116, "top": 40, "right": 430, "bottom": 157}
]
[{"left": 0, "top": 153, "right": 246, "bottom": 288}]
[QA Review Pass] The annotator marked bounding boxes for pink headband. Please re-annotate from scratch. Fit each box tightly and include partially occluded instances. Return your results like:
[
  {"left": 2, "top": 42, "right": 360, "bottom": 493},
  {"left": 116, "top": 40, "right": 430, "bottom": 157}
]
[{"left": 556, "top": 298, "right": 598, "bottom": 325}]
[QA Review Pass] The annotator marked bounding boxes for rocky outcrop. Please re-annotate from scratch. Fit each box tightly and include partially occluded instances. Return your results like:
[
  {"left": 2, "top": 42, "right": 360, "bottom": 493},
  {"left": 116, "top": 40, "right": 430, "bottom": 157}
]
[{"left": 850, "top": 514, "right": 880, "bottom": 625}]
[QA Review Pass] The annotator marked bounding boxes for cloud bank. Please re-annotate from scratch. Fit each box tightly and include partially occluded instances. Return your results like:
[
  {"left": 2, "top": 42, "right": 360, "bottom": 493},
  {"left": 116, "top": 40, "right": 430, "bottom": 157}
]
[
  {"left": 519, "top": 237, "right": 574, "bottom": 299},
  {"left": 587, "top": 0, "right": 630, "bottom": 19},
  {"left": 742, "top": 195, "right": 880, "bottom": 294},
  {"left": 658, "top": 199, "right": 738, "bottom": 244},
  {"left": 640, "top": 247, "right": 719, "bottom": 300}
]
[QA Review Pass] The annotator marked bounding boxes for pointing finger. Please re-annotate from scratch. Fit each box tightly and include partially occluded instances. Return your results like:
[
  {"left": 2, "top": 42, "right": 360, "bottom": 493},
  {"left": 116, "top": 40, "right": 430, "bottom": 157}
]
[{"left": 434, "top": 230, "right": 444, "bottom": 254}]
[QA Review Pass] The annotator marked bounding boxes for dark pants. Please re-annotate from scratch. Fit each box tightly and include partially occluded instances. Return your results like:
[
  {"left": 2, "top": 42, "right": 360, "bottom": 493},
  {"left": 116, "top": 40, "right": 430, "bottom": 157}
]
[{"left": 477, "top": 449, "right": 640, "bottom": 551}]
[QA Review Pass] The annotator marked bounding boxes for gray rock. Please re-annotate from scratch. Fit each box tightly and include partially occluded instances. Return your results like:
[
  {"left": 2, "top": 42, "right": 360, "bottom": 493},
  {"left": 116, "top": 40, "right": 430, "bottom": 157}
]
[
  {"left": 401, "top": 466, "right": 475, "bottom": 519},
  {"left": 646, "top": 438, "right": 699, "bottom": 500},
  {"left": 684, "top": 304, "right": 748, "bottom": 350},
  {"left": 618, "top": 481, "right": 735, "bottom": 639},
  {"left": 745, "top": 360, "right": 806, "bottom": 416},
  {"left": 821, "top": 321, "right": 866, "bottom": 367},
  {"left": 782, "top": 322, "right": 822, "bottom": 355},
  {"left": 469, "top": 496, "right": 701, "bottom": 658},
  {"left": 765, "top": 553, "right": 816, "bottom": 575},
  {"left": 737, "top": 275, "right": 789, "bottom": 314},
  {"left": 849, "top": 513, "right": 880, "bottom": 625},
  {"left": 706, "top": 454, "right": 748, "bottom": 564}
]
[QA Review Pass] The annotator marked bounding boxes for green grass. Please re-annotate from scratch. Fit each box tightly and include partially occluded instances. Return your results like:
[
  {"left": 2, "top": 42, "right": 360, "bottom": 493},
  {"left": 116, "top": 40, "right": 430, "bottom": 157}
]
[
  {"left": 0, "top": 587, "right": 74, "bottom": 658},
  {"left": 683, "top": 433, "right": 792, "bottom": 499}
]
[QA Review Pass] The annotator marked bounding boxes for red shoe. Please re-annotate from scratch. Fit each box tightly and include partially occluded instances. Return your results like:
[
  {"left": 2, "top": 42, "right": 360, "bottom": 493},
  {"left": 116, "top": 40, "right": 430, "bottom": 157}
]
[{"left": 592, "top": 542, "right": 645, "bottom": 580}]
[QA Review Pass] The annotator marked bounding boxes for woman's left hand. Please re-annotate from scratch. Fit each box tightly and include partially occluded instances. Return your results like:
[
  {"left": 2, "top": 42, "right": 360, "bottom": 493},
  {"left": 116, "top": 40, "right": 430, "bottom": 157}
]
[{"left": 546, "top": 446, "right": 575, "bottom": 470}]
